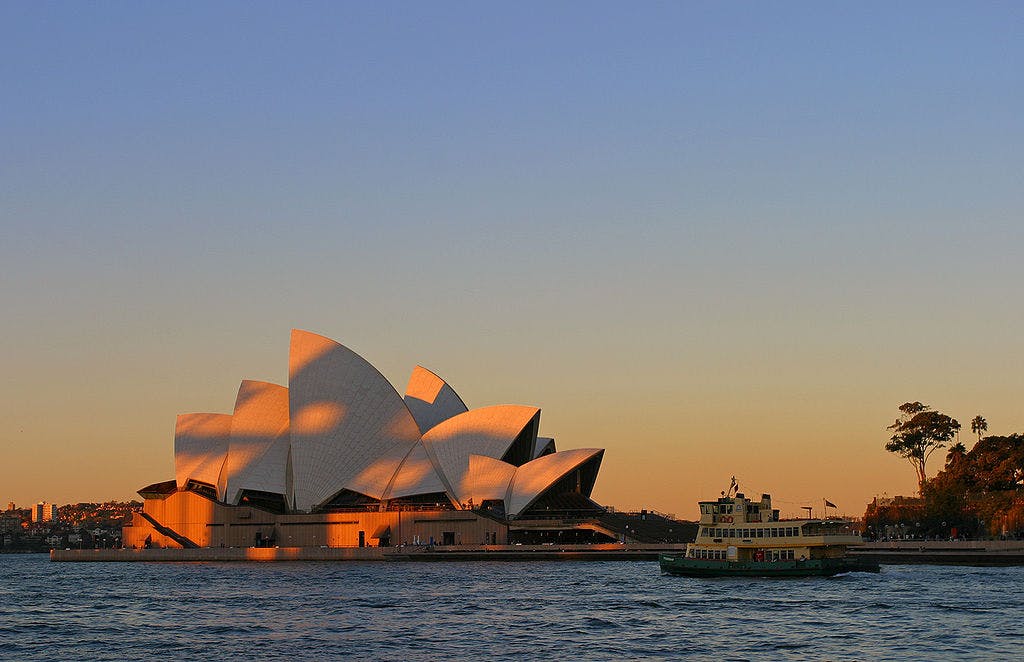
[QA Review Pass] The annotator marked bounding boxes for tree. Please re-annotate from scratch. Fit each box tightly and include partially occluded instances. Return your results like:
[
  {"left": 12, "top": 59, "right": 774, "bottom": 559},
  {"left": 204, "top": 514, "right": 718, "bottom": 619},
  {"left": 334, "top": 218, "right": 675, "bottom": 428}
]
[
  {"left": 945, "top": 442, "right": 968, "bottom": 472},
  {"left": 886, "top": 402, "right": 961, "bottom": 493},
  {"left": 971, "top": 415, "right": 988, "bottom": 442},
  {"left": 963, "top": 434, "right": 1024, "bottom": 492}
]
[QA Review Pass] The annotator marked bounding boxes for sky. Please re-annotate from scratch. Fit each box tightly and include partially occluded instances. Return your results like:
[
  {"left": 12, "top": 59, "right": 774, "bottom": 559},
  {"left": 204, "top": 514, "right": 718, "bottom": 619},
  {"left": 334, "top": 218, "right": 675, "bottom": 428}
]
[{"left": 2, "top": 2, "right": 1022, "bottom": 518}]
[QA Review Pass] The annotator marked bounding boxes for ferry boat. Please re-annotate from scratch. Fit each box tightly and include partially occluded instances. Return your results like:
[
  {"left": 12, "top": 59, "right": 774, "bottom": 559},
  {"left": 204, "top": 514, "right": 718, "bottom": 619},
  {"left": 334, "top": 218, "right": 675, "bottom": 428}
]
[{"left": 659, "top": 480, "right": 879, "bottom": 577}]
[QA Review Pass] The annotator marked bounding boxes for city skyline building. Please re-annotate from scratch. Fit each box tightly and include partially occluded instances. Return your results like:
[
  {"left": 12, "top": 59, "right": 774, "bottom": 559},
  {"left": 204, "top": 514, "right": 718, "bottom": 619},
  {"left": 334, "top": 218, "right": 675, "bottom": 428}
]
[{"left": 31, "top": 502, "right": 58, "bottom": 522}]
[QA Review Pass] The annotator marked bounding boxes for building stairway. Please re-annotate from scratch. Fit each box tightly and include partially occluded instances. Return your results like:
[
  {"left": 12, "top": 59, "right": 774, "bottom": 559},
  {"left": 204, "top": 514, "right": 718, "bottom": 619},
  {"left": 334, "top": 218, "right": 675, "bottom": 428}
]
[{"left": 139, "top": 512, "right": 200, "bottom": 549}]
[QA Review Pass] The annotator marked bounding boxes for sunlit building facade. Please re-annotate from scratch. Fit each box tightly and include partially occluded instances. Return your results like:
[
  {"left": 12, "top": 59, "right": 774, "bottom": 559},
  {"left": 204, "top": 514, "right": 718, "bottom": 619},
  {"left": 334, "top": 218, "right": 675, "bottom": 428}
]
[
  {"left": 31, "top": 502, "right": 58, "bottom": 523},
  {"left": 125, "top": 330, "right": 607, "bottom": 549}
]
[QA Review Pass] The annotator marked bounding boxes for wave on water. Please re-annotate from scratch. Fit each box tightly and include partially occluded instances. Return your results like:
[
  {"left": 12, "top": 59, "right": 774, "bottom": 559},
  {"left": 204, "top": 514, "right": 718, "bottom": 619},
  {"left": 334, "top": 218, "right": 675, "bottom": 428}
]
[{"left": 3, "top": 555, "right": 1023, "bottom": 660}]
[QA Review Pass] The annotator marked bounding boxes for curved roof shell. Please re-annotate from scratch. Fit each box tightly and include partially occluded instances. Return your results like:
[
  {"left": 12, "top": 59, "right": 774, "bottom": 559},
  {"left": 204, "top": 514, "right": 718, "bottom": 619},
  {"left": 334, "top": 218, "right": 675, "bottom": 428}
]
[
  {"left": 220, "top": 380, "right": 290, "bottom": 504},
  {"left": 506, "top": 448, "right": 604, "bottom": 518},
  {"left": 288, "top": 329, "right": 422, "bottom": 510},
  {"left": 421, "top": 404, "right": 540, "bottom": 503},
  {"left": 404, "top": 366, "right": 469, "bottom": 434},
  {"left": 382, "top": 441, "right": 450, "bottom": 500},
  {"left": 460, "top": 454, "right": 516, "bottom": 505},
  {"left": 174, "top": 413, "right": 232, "bottom": 490},
  {"left": 533, "top": 437, "right": 556, "bottom": 459}
]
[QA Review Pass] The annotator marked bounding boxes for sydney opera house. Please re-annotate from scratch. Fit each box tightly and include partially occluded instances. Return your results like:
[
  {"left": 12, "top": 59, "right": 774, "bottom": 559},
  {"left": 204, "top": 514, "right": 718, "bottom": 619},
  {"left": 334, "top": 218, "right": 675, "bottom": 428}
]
[{"left": 124, "top": 330, "right": 609, "bottom": 549}]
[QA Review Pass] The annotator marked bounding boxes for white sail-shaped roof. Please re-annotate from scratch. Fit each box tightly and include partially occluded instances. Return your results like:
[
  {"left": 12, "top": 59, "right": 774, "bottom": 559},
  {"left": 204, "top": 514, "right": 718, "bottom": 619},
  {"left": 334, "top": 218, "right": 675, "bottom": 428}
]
[
  {"left": 421, "top": 405, "right": 540, "bottom": 503},
  {"left": 460, "top": 454, "right": 516, "bottom": 505},
  {"left": 403, "top": 365, "right": 469, "bottom": 434},
  {"left": 382, "top": 441, "right": 450, "bottom": 500},
  {"left": 174, "top": 413, "right": 231, "bottom": 490},
  {"left": 288, "top": 329, "right": 422, "bottom": 510},
  {"left": 533, "top": 437, "right": 556, "bottom": 459},
  {"left": 506, "top": 448, "right": 604, "bottom": 518},
  {"left": 346, "top": 439, "right": 435, "bottom": 500},
  {"left": 220, "top": 380, "right": 290, "bottom": 504}
]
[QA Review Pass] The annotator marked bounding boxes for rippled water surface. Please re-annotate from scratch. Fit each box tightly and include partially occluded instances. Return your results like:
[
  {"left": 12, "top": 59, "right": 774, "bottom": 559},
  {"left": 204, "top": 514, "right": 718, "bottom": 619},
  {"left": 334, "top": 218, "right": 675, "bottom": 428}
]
[{"left": 2, "top": 555, "right": 1022, "bottom": 660}]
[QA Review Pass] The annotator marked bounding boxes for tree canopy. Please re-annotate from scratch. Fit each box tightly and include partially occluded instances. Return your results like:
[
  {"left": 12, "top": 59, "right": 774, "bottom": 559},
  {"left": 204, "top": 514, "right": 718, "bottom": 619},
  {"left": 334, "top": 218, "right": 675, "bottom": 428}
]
[
  {"left": 923, "top": 434, "right": 1024, "bottom": 537},
  {"left": 886, "top": 402, "right": 961, "bottom": 492},
  {"left": 971, "top": 415, "right": 988, "bottom": 442}
]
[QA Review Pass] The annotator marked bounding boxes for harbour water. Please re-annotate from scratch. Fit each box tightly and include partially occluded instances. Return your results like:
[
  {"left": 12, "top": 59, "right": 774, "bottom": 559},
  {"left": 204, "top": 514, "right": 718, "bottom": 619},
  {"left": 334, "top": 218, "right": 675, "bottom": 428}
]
[{"left": 2, "top": 554, "right": 1022, "bottom": 660}]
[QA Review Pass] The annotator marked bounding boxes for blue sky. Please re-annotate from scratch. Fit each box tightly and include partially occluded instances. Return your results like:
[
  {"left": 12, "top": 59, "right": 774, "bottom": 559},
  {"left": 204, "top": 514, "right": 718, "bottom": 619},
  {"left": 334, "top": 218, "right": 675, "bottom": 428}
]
[{"left": 2, "top": 2, "right": 1022, "bottom": 513}]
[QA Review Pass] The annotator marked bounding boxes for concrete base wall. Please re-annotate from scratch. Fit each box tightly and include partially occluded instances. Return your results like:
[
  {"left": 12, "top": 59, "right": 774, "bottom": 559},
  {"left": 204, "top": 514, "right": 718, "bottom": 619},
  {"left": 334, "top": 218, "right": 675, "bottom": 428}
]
[{"left": 125, "top": 490, "right": 508, "bottom": 549}]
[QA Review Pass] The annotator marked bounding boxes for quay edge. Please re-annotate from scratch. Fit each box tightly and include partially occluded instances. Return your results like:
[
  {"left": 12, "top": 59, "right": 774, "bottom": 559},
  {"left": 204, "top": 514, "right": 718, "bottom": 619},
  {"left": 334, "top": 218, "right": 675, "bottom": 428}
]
[
  {"left": 849, "top": 540, "right": 1024, "bottom": 566},
  {"left": 51, "top": 543, "right": 686, "bottom": 563}
]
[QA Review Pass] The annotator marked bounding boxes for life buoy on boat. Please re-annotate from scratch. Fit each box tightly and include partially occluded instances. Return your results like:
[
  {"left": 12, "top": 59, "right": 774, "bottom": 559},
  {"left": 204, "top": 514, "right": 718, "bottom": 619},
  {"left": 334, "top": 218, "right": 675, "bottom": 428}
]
[{"left": 721, "top": 515, "right": 733, "bottom": 523}]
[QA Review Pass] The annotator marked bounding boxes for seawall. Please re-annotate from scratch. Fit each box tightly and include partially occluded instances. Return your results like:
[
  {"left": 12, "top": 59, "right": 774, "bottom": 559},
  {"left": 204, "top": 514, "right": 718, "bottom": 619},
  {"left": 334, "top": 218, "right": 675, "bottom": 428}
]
[
  {"left": 51, "top": 543, "right": 685, "bottom": 563},
  {"left": 849, "top": 540, "right": 1024, "bottom": 566}
]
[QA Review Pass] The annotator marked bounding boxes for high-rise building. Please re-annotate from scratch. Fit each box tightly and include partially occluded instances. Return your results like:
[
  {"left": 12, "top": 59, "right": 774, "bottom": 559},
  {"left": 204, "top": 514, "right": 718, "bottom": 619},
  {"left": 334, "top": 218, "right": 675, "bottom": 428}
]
[{"left": 31, "top": 502, "right": 58, "bottom": 522}]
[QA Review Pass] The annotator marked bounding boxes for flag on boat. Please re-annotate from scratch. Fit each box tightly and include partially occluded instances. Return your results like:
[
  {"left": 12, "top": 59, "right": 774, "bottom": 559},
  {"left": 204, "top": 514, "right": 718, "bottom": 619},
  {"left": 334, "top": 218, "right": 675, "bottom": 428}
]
[{"left": 824, "top": 500, "right": 837, "bottom": 508}]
